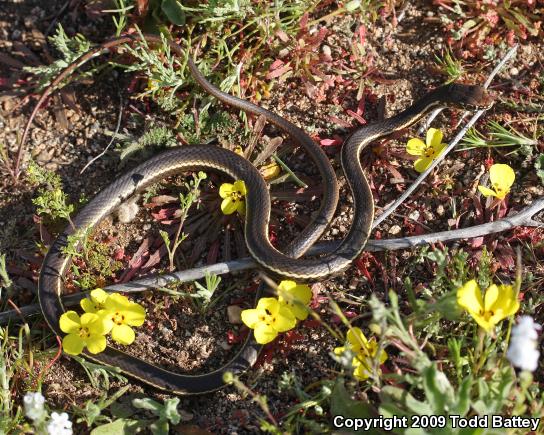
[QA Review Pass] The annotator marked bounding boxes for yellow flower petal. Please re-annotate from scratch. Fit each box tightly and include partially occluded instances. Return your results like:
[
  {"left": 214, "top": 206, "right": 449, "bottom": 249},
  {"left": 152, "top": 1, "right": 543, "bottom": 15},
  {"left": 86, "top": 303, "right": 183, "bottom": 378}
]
[
  {"left": 457, "top": 280, "right": 484, "bottom": 316},
  {"left": 260, "top": 163, "right": 281, "bottom": 180},
  {"left": 427, "top": 128, "right": 443, "bottom": 148},
  {"left": 90, "top": 288, "right": 109, "bottom": 304},
  {"left": 347, "top": 327, "right": 369, "bottom": 352},
  {"left": 233, "top": 180, "right": 247, "bottom": 196},
  {"left": 81, "top": 298, "right": 98, "bottom": 314},
  {"left": 489, "top": 164, "right": 515, "bottom": 191},
  {"left": 253, "top": 322, "right": 278, "bottom": 344},
  {"left": 431, "top": 142, "right": 447, "bottom": 157},
  {"left": 85, "top": 335, "right": 107, "bottom": 354},
  {"left": 406, "top": 138, "right": 426, "bottom": 156},
  {"left": 256, "top": 298, "right": 280, "bottom": 316},
  {"left": 334, "top": 346, "right": 346, "bottom": 356},
  {"left": 241, "top": 309, "right": 260, "bottom": 329},
  {"left": 278, "top": 281, "right": 312, "bottom": 320},
  {"left": 123, "top": 303, "right": 146, "bottom": 326},
  {"left": 111, "top": 324, "right": 136, "bottom": 345},
  {"left": 59, "top": 311, "right": 81, "bottom": 334},
  {"left": 414, "top": 157, "right": 433, "bottom": 173},
  {"left": 62, "top": 333, "right": 85, "bottom": 355},
  {"left": 274, "top": 305, "right": 297, "bottom": 332},
  {"left": 478, "top": 185, "right": 497, "bottom": 198},
  {"left": 485, "top": 284, "right": 519, "bottom": 324},
  {"left": 219, "top": 183, "right": 234, "bottom": 199},
  {"left": 221, "top": 198, "right": 238, "bottom": 215}
]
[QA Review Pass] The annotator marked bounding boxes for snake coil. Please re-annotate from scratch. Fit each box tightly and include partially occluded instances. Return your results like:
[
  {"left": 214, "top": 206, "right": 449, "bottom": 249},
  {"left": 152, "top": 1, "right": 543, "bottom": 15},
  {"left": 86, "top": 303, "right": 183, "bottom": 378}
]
[{"left": 38, "top": 34, "right": 489, "bottom": 394}]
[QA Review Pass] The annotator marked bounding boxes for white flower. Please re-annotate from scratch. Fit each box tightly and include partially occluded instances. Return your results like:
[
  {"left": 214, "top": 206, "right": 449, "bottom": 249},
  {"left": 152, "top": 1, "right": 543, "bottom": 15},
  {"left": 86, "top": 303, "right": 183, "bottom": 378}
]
[
  {"left": 507, "top": 316, "right": 541, "bottom": 372},
  {"left": 23, "top": 392, "right": 46, "bottom": 421},
  {"left": 47, "top": 412, "right": 73, "bottom": 435}
]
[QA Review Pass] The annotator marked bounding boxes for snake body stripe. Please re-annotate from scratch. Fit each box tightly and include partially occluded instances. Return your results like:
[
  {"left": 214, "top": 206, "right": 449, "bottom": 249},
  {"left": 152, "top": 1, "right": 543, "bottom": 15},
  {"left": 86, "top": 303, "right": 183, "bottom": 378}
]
[{"left": 38, "top": 34, "right": 489, "bottom": 393}]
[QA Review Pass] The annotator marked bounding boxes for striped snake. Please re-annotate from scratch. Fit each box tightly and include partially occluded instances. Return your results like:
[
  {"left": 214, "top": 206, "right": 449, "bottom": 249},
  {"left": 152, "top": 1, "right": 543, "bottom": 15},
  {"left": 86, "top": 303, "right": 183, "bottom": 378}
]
[{"left": 38, "top": 34, "right": 490, "bottom": 393}]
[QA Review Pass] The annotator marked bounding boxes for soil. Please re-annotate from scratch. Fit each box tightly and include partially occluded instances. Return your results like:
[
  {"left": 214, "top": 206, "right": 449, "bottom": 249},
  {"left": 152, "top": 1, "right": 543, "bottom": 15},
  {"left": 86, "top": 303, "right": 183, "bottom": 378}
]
[{"left": 1, "top": 0, "right": 543, "bottom": 434}]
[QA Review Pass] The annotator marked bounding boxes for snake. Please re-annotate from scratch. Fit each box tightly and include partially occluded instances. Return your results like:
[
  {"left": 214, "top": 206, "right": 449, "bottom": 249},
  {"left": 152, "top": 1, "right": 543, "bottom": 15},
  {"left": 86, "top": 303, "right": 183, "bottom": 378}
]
[{"left": 37, "top": 34, "right": 490, "bottom": 394}]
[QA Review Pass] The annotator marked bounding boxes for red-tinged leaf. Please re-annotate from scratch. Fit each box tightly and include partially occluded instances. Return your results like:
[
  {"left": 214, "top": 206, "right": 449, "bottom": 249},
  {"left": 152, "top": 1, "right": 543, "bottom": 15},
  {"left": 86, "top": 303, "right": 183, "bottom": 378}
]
[
  {"left": 329, "top": 115, "right": 352, "bottom": 128},
  {"left": 269, "top": 59, "right": 284, "bottom": 70},
  {"left": 114, "top": 248, "right": 125, "bottom": 261},
  {"left": 354, "top": 258, "right": 373, "bottom": 284},
  {"left": 145, "top": 194, "right": 178, "bottom": 208},
  {"left": 227, "top": 329, "right": 247, "bottom": 344},
  {"left": 470, "top": 236, "right": 484, "bottom": 248},
  {"left": 275, "top": 29, "right": 289, "bottom": 42},
  {"left": 320, "top": 137, "right": 342, "bottom": 147},
  {"left": 357, "top": 25, "right": 367, "bottom": 45},
  {"left": 299, "top": 12, "right": 309, "bottom": 29},
  {"left": 151, "top": 207, "right": 177, "bottom": 221},
  {"left": 266, "top": 63, "right": 292, "bottom": 80},
  {"left": 346, "top": 109, "right": 366, "bottom": 125},
  {"left": 302, "top": 319, "right": 321, "bottom": 328},
  {"left": 269, "top": 228, "right": 277, "bottom": 245}
]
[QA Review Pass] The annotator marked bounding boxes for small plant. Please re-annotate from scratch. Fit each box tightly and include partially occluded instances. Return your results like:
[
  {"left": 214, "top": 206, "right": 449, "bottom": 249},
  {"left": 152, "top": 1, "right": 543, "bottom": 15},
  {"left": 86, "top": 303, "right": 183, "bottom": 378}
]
[
  {"left": 62, "top": 230, "right": 123, "bottom": 291},
  {"left": 460, "top": 121, "right": 538, "bottom": 155},
  {"left": 27, "top": 161, "right": 75, "bottom": 226},
  {"left": 160, "top": 171, "right": 207, "bottom": 272},
  {"left": 91, "top": 397, "right": 182, "bottom": 435},
  {"left": 434, "top": 49, "right": 465, "bottom": 83},
  {"left": 192, "top": 272, "right": 222, "bottom": 312},
  {"left": 24, "top": 25, "right": 92, "bottom": 91}
]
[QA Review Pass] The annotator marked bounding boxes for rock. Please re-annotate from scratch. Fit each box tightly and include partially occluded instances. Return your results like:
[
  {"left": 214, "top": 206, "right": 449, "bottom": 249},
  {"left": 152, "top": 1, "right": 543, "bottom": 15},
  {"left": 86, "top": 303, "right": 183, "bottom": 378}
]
[
  {"left": 388, "top": 224, "right": 401, "bottom": 235},
  {"left": 227, "top": 305, "right": 243, "bottom": 324}
]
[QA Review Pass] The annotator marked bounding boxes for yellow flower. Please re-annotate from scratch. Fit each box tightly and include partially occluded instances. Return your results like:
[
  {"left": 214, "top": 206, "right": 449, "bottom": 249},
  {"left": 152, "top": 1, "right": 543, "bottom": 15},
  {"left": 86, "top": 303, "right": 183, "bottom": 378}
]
[
  {"left": 277, "top": 280, "right": 312, "bottom": 320},
  {"left": 219, "top": 180, "right": 247, "bottom": 215},
  {"left": 241, "top": 297, "right": 296, "bottom": 344},
  {"left": 102, "top": 294, "right": 146, "bottom": 345},
  {"left": 334, "top": 327, "right": 387, "bottom": 381},
  {"left": 478, "top": 164, "right": 515, "bottom": 200},
  {"left": 406, "top": 128, "right": 447, "bottom": 173},
  {"left": 457, "top": 279, "right": 519, "bottom": 332},
  {"left": 59, "top": 311, "right": 111, "bottom": 355},
  {"left": 260, "top": 162, "right": 281, "bottom": 180},
  {"left": 80, "top": 288, "right": 109, "bottom": 314}
]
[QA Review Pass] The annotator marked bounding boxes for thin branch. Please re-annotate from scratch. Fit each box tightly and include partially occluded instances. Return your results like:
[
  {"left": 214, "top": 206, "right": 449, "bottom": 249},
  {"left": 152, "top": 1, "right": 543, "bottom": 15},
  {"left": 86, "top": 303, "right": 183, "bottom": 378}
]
[
  {"left": 2, "top": 196, "right": 541, "bottom": 325},
  {"left": 372, "top": 44, "right": 519, "bottom": 229}
]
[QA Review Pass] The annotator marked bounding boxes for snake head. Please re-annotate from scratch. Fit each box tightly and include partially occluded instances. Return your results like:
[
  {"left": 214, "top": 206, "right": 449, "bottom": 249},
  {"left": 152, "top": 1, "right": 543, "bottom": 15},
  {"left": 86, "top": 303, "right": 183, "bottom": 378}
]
[{"left": 443, "top": 84, "right": 495, "bottom": 110}]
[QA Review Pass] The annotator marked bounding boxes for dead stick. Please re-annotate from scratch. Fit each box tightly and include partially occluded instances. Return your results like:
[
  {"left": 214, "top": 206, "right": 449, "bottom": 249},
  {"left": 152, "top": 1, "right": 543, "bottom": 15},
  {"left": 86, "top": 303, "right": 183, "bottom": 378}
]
[{"left": 2, "top": 197, "right": 542, "bottom": 324}]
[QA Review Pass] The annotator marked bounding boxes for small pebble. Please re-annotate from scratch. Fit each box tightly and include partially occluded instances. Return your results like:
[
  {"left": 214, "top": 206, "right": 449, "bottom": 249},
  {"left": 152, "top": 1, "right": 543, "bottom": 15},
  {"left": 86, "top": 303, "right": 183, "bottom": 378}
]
[
  {"left": 389, "top": 224, "right": 402, "bottom": 235},
  {"left": 227, "top": 305, "right": 243, "bottom": 324}
]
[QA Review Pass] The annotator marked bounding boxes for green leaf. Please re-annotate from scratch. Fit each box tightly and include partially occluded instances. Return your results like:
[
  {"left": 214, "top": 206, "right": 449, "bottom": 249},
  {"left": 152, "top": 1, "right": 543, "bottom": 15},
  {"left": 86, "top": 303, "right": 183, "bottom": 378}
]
[
  {"left": 535, "top": 154, "right": 544, "bottom": 185},
  {"left": 162, "top": 398, "right": 181, "bottom": 424},
  {"left": 422, "top": 364, "right": 454, "bottom": 414},
  {"left": 161, "top": 0, "right": 185, "bottom": 25},
  {"left": 90, "top": 419, "right": 140, "bottom": 435},
  {"left": 330, "top": 379, "right": 376, "bottom": 419},
  {"left": 132, "top": 398, "right": 163, "bottom": 414},
  {"left": 451, "top": 376, "right": 472, "bottom": 416}
]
